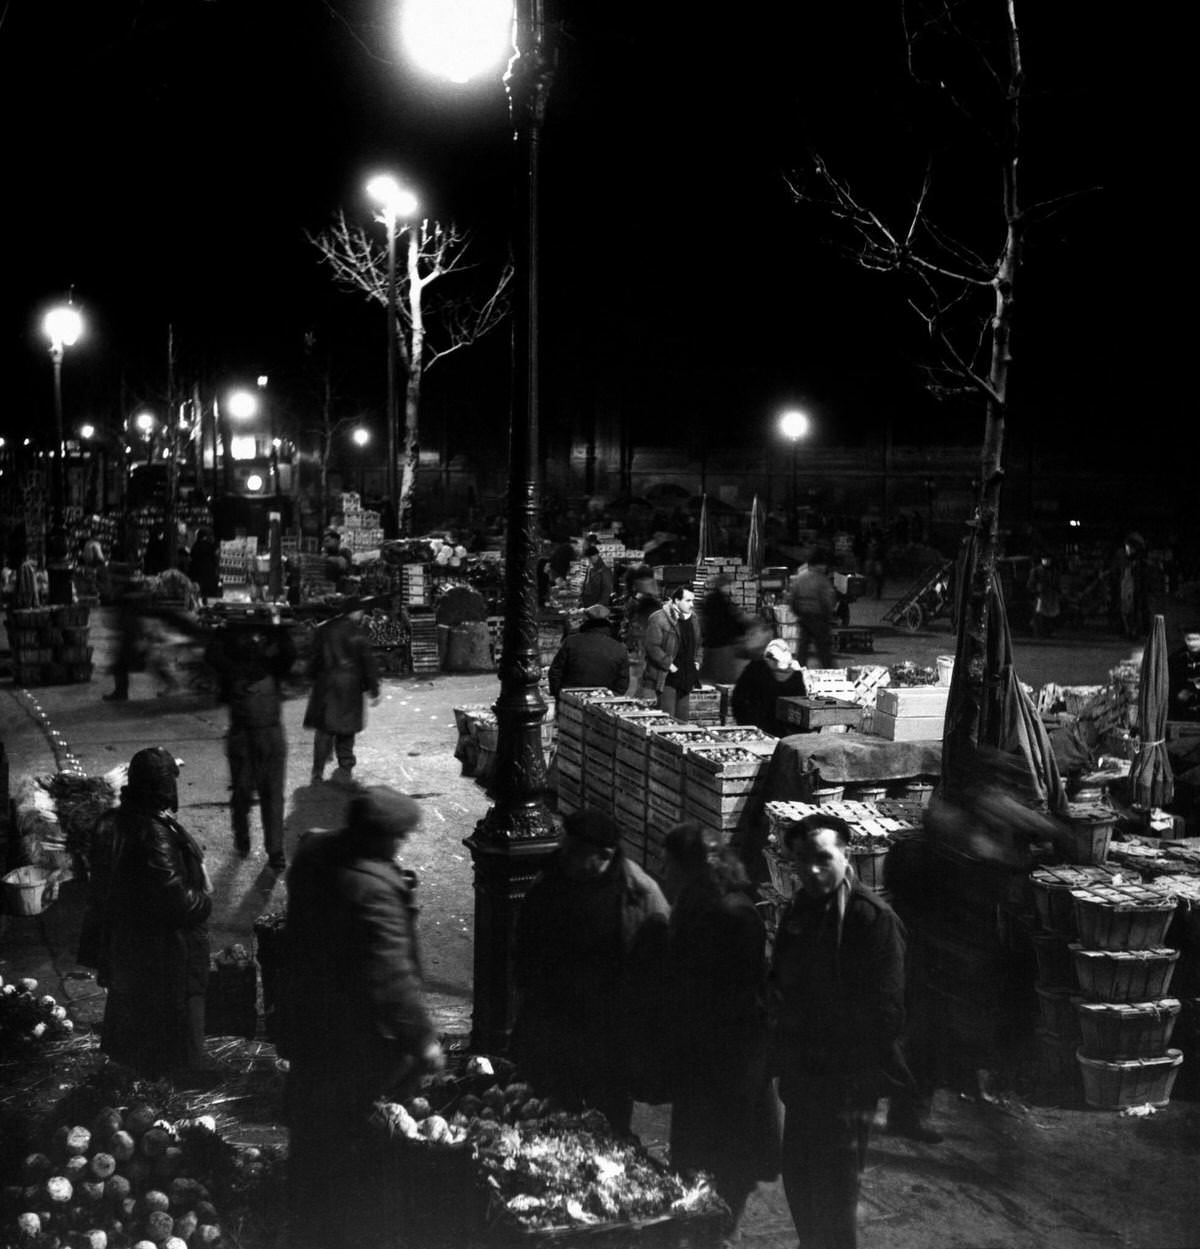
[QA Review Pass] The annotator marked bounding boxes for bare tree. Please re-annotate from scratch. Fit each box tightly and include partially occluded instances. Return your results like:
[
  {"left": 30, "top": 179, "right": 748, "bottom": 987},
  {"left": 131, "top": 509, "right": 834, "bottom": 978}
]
[
  {"left": 787, "top": 0, "right": 1096, "bottom": 759},
  {"left": 309, "top": 212, "right": 513, "bottom": 533}
]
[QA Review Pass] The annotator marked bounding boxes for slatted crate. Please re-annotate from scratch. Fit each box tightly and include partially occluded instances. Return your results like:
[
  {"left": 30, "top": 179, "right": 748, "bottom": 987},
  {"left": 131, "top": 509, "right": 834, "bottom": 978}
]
[
  {"left": 558, "top": 776, "right": 583, "bottom": 814},
  {"left": 647, "top": 724, "right": 720, "bottom": 772},
  {"left": 689, "top": 684, "right": 724, "bottom": 725}
]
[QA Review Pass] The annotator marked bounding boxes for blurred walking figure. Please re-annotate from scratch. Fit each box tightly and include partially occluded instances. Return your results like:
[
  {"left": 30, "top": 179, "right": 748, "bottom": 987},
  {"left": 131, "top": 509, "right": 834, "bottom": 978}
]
[
  {"left": 771, "top": 814, "right": 909, "bottom": 1249},
  {"left": 580, "top": 544, "right": 614, "bottom": 609},
  {"left": 788, "top": 550, "right": 838, "bottom": 670},
  {"left": 189, "top": 525, "right": 221, "bottom": 606},
  {"left": 621, "top": 564, "right": 661, "bottom": 692},
  {"left": 698, "top": 574, "right": 751, "bottom": 685},
  {"left": 205, "top": 618, "right": 297, "bottom": 870},
  {"left": 643, "top": 587, "right": 703, "bottom": 719},
  {"left": 662, "top": 823, "right": 779, "bottom": 1231},
  {"left": 103, "top": 590, "right": 179, "bottom": 701},
  {"left": 304, "top": 597, "right": 381, "bottom": 786},
  {"left": 1026, "top": 554, "right": 1062, "bottom": 638},
  {"left": 278, "top": 787, "right": 443, "bottom": 1249},
  {"left": 80, "top": 747, "right": 217, "bottom": 1079}
]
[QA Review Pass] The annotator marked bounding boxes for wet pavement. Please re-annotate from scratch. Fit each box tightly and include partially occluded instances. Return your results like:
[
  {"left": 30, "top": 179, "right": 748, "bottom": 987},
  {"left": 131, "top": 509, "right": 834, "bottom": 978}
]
[{"left": 2, "top": 589, "right": 1198, "bottom": 1248}]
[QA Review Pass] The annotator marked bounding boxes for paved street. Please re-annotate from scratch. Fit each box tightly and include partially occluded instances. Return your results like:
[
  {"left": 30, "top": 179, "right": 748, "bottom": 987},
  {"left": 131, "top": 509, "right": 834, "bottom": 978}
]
[{"left": 2, "top": 591, "right": 1198, "bottom": 1249}]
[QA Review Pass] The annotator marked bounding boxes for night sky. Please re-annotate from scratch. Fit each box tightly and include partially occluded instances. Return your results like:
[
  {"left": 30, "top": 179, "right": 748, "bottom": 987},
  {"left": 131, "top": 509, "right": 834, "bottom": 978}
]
[{"left": 0, "top": 1, "right": 1163, "bottom": 469}]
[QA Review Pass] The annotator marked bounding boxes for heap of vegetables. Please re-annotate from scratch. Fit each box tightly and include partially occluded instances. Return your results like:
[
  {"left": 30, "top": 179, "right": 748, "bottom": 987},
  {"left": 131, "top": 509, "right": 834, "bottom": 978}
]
[
  {"left": 0, "top": 1101, "right": 263, "bottom": 1249},
  {"left": 0, "top": 978, "right": 75, "bottom": 1060},
  {"left": 373, "top": 1057, "right": 725, "bottom": 1234}
]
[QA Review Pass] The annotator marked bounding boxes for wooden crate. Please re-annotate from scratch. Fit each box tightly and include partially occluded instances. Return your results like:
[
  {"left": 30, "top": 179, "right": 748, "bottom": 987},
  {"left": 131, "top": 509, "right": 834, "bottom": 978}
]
[
  {"left": 684, "top": 746, "right": 771, "bottom": 781},
  {"left": 615, "top": 741, "right": 648, "bottom": 772},
  {"left": 556, "top": 752, "right": 583, "bottom": 783},
  {"left": 684, "top": 789, "right": 759, "bottom": 820},
  {"left": 614, "top": 757, "right": 648, "bottom": 793},
  {"left": 777, "top": 696, "right": 863, "bottom": 731}
]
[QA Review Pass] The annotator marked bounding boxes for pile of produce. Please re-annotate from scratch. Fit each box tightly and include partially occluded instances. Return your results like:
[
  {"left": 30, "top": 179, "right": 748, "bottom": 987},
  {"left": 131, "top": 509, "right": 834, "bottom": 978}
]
[
  {"left": 363, "top": 611, "right": 407, "bottom": 647},
  {"left": 373, "top": 1057, "right": 725, "bottom": 1235},
  {"left": 0, "top": 1090, "right": 281, "bottom": 1249},
  {"left": 0, "top": 978, "right": 75, "bottom": 1059},
  {"left": 887, "top": 662, "right": 938, "bottom": 687}
]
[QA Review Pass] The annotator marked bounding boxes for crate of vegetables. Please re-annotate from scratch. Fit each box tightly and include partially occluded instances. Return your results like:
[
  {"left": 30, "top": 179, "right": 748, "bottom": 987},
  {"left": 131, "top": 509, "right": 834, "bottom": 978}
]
[
  {"left": 647, "top": 726, "right": 717, "bottom": 774},
  {"left": 684, "top": 745, "right": 770, "bottom": 783}
]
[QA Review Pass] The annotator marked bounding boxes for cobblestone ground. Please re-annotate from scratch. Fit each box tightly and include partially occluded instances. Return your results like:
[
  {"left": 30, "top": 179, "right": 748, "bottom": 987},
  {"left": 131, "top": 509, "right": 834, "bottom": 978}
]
[{"left": 2, "top": 589, "right": 1198, "bottom": 1249}]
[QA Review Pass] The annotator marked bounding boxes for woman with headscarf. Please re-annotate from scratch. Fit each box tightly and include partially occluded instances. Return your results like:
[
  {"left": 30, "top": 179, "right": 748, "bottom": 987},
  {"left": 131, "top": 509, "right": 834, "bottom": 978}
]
[
  {"left": 79, "top": 747, "right": 215, "bottom": 1077},
  {"left": 661, "top": 822, "right": 780, "bottom": 1231}
]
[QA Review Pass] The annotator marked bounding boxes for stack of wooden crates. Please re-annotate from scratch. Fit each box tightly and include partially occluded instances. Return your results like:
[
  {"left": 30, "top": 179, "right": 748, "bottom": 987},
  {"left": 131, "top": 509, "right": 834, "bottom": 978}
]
[{"left": 7, "top": 604, "right": 93, "bottom": 686}]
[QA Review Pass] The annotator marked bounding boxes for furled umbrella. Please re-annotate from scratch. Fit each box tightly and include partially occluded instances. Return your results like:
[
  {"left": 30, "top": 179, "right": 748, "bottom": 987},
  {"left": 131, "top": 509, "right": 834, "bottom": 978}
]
[
  {"left": 696, "top": 493, "right": 711, "bottom": 565},
  {"left": 1129, "top": 614, "right": 1174, "bottom": 810},
  {"left": 746, "top": 494, "right": 763, "bottom": 574}
]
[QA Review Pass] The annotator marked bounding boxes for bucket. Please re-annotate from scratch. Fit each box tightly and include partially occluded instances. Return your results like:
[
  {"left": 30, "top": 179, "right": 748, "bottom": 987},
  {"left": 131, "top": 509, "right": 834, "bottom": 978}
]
[
  {"left": 3, "top": 866, "right": 53, "bottom": 916},
  {"left": 851, "top": 785, "right": 888, "bottom": 803},
  {"left": 936, "top": 655, "right": 955, "bottom": 685},
  {"left": 850, "top": 842, "right": 890, "bottom": 891}
]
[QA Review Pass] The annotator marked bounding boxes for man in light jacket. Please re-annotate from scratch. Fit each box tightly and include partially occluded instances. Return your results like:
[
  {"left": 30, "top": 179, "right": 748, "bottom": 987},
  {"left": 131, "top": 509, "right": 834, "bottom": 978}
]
[{"left": 642, "top": 586, "right": 704, "bottom": 719}]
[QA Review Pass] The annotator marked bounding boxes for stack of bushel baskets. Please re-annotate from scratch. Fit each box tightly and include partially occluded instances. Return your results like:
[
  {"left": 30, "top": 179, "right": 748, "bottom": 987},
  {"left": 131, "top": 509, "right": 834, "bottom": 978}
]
[
  {"left": 7, "top": 603, "right": 93, "bottom": 686},
  {"left": 1030, "top": 864, "right": 1120, "bottom": 1099},
  {"left": 1069, "top": 881, "right": 1183, "bottom": 1110}
]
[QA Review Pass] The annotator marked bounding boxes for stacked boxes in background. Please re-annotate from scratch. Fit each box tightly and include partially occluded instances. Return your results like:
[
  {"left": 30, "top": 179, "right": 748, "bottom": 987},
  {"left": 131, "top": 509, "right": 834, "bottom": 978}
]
[
  {"left": 7, "top": 603, "right": 93, "bottom": 686},
  {"left": 873, "top": 683, "right": 950, "bottom": 742},
  {"left": 693, "top": 556, "right": 759, "bottom": 613},
  {"left": 408, "top": 611, "right": 440, "bottom": 676},
  {"left": 334, "top": 492, "right": 385, "bottom": 553},
  {"left": 219, "top": 536, "right": 257, "bottom": 584},
  {"left": 401, "top": 564, "right": 433, "bottom": 607}
]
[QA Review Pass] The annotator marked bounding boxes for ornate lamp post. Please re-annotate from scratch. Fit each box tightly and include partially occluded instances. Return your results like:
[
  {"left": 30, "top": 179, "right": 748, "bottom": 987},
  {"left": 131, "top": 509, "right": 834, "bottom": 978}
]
[
  {"left": 404, "top": 0, "right": 558, "bottom": 1054},
  {"left": 778, "top": 408, "right": 811, "bottom": 543}
]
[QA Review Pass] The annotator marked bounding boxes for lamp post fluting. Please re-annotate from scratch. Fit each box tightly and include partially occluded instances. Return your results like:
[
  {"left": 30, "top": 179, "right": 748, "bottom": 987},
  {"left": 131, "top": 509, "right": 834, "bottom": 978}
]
[{"left": 463, "top": 0, "right": 559, "bottom": 1056}]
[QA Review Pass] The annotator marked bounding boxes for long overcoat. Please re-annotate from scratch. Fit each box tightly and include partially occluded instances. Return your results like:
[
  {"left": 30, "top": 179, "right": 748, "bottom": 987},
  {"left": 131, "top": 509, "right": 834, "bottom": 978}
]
[
  {"left": 95, "top": 806, "right": 211, "bottom": 1074},
  {"left": 668, "top": 885, "right": 780, "bottom": 1188},
  {"left": 303, "top": 615, "right": 380, "bottom": 735}
]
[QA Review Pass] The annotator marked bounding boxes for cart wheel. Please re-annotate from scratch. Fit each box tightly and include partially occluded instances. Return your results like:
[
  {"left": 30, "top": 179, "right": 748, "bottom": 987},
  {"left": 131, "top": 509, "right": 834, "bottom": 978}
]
[{"left": 898, "top": 602, "right": 925, "bottom": 633}]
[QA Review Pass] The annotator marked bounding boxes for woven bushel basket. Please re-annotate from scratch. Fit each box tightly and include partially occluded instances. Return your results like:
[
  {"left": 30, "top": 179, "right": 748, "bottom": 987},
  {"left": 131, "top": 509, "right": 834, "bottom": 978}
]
[
  {"left": 1077, "top": 999, "right": 1181, "bottom": 1060},
  {"left": 1070, "top": 886, "right": 1177, "bottom": 951},
  {"left": 1070, "top": 946, "right": 1180, "bottom": 1003},
  {"left": 1075, "top": 1048, "right": 1183, "bottom": 1110}
]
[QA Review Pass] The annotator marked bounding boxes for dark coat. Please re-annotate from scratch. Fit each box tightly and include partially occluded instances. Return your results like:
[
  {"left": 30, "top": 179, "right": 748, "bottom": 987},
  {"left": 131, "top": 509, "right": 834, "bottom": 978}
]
[
  {"left": 303, "top": 614, "right": 380, "bottom": 735},
  {"left": 206, "top": 625, "right": 297, "bottom": 728},
  {"left": 276, "top": 829, "right": 436, "bottom": 1067},
  {"left": 731, "top": 659, "right": 808, "bottom": 736},
  {"left": 548, "top": 626, "right": 630, "bottom": 697},
  {"left": 95, "top": 805, "right": 211, "bottom": 1075},
  {"left": 770, "top": 879, "right": 907, "bottom": 1101},
  {"left": 581, "top": 560, "right": 615, "bottom": 609},
  {"left": 188, "top": 533, "right": 221, "bottom": 598},
  {"left": 513, "top": 850, "right": 670, "bottom": 1102},
  {"left": 669, "top": 885, "right": 780, "bottom": 1187},
  {"left": 643, "top": 606, "right": 704, "bottom": 693}
]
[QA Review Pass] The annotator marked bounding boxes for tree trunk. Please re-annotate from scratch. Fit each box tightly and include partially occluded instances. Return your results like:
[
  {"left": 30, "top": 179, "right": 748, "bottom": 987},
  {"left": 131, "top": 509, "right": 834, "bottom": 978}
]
[
  {"left": 946, "top": 0, "right": 1024, "bottom": 793},
  {"left": 398, "top": 228, "right": 425, "bottom": 536}
]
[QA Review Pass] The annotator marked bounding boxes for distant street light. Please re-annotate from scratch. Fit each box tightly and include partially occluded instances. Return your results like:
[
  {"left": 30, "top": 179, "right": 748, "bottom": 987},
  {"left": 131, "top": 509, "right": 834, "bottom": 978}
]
[
  {"left": 778, "top": 408, "right": 811, "bottom": 543},
  {"left": 42, "top": 302, "right": 84, "bottom": 527},
  {"left": 134, "top": 411, "right": 157, "bottom": 435},
  {"left": 366, "top": 173, "right": 419, "bottom": 523},
  {"left": 227, "top": 389, "right": 259, "bottom": 421},
  {"left": 80, "top": 424, "right": 95, "bottom": 441},
  {"left": 352, "top": 427, "right": 371, "bottom": 447}
]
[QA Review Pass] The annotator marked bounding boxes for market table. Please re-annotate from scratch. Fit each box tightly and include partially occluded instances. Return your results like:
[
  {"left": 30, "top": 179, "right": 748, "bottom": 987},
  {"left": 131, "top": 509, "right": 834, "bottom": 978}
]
[{"left": 765, "top": 728, "right": 942, "bottom": 798}]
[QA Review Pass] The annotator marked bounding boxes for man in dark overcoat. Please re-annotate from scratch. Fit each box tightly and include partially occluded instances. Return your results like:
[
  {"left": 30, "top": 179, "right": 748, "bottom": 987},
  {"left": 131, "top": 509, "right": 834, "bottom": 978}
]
[
  {"left": 547, "top": 605, "right": 630, "bottom": 699},
  {"left": 205, "top": 618, "right": 297, "bottom": 869},
  {"left": 80, "top": 747, "right": 214, "bottom": 1078},
  {"left": 277, "top": 787, "right": 443, "bottom": 1249},
  {"left": 512, "top": 810, "right": 670, "bottom": 1135},
  {"left": 303, "top": 598, "right": 381, "bottom": 786},
  {"left": 771, "top": 813, "right": 909, "bottom": 1249}
]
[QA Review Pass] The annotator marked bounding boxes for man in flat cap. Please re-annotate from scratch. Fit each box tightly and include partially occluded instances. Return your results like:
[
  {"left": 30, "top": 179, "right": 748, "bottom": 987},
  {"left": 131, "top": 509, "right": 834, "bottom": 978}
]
[
  {"left": 277, "top": 787, "right": 443, "bottom": 1249},
  {"left": 512, "top": 810, "right": 670, "bottom": 1134},
  {"left": 547, "top": 604, "right": 630, "bottom": 701}
]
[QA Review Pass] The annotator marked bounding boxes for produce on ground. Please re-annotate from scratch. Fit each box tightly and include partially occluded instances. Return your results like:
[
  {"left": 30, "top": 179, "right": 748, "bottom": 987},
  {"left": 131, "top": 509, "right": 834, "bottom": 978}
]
[{"left": 0, "top": 978, "right": 75, "bottom": 1059}]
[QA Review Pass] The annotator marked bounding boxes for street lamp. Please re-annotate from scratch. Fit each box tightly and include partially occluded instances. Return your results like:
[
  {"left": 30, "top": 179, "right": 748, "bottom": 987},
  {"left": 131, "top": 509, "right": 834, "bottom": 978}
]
[
  {"left": 42, "top": 302, "right": 84, "bottom": 528},
  {"left": 403, "top": 0, "right": 556, "bottom": 1056},
  {"left": 366, "top": 174, "right": 419, "bottom": 531},
  {"left": 778, "top": 408, "right": 811, "bottom": 543}
]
